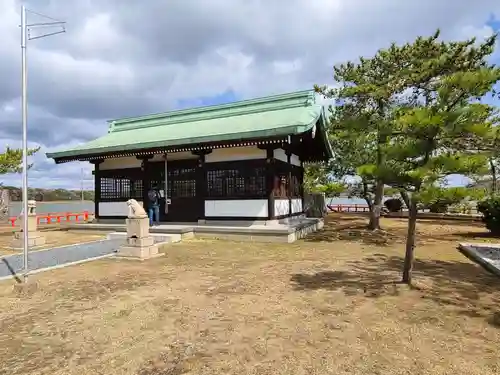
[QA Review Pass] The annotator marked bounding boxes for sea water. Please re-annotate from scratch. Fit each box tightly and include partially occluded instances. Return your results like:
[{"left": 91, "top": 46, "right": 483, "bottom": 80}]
[
  {"left": 8, "top": 198, "right": 373, "bottom": 216},
  {"left": 8, "top": 200, "right": 95, "bottom": 216}
]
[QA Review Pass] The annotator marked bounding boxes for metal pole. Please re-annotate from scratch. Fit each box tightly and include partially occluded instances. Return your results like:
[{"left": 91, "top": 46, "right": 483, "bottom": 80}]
[
  {"left": 81, "top": 168, "right": 84, "bottom": 203},
  {"left": 21, "top": 5, "right": 29, "bottom": 283}
]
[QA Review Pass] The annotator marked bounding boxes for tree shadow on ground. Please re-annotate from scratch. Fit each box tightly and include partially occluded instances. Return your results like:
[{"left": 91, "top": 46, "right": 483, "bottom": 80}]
[
  {"left": 291, "top": 253, "right": 500, "bottom": 327},
  {"left": 305, "top": 216, "right": 402, "bottom": 246},
  {"left": 450, "top": 231, "right": 500, "bottom": 240},
  {"left": 306, "top": 214, "right": 496, "bottom": 245}
]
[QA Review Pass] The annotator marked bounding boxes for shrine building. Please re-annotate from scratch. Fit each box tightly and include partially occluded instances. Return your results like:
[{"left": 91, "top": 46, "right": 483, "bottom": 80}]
[{"left": 46, "top": 90, "right": 333, "bottom": 223}]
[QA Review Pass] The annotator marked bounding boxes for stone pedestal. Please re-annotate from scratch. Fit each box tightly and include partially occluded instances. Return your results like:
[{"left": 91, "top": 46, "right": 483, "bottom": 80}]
[
  {"left": 27, "top": 215, "right": 37, "bottom": 232},
  {"left": 11, "top": 206, "right": 46, "bottom": 249},
  {"left": 11, "top": 230, "right": 46, "bottom": 248},
  {"left": 117, "top": 217, "right": 162, "bottom": 260}
]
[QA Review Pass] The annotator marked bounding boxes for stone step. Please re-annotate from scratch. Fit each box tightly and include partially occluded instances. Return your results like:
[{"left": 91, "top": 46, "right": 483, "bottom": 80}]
[{"left": 106, "top": 232, "right": 182, "bottom": 244}]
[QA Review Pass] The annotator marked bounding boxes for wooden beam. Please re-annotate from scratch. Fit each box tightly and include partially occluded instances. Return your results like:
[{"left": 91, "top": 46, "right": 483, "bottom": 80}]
[
  {"left": 196, "top": 153, "right": 207, "bottom": 220},
  {"left": 91, "top": 159, "right": 103, "bottom": 220},
  {"left": 266, "top": 148, "right": 276, "bottom": 220},
  {"left": 191, "top": 149, "right": 212, "bottom": 156},
  {"left": 135, "top": 155, "right": 153, "bottom": 160},
  {"left": 52, "top": 137, "right": 287, "bottom": 164},
  {"left": 257, "top": 143, "right": 281, "bottom": 152},
  {"left": 141, "top": 157, "right": 151, "bottom": 211},
  {"left": 286, "top": 149, "right": 292, "bottom": 218}
]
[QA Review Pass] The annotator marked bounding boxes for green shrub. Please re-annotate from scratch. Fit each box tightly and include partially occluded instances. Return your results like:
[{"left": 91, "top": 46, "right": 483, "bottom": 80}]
[
  {"left": 477, "top": 196, "right": 500, "bottom": 235},
  {"left": 419, "top": 186, "right": 468, "bottom": 213},
  {"left": 449, "top": 201, "right": 474, "bottom": 214},
  {"left": 427, "top": 201, "right": 449, "bottom": 213},
  {"left": 384, "top": 198, "right": 403, "bottom": 212}
]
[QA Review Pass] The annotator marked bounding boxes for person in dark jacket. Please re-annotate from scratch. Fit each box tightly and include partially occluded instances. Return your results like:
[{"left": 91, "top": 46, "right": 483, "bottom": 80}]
[{"left": 147, "top": 185, "right": 161, "bottom": 226}]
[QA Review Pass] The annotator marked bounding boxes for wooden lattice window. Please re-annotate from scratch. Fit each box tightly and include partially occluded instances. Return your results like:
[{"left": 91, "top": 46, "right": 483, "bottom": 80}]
[
  {"left": 167, "top": 167, "right": 196, "bottom": 198},
  {"left": 206, "top": 163, "right": 266, "bottom": 198},
  {"left": 273, "top": 173, "right": 288, "bottom": 198},
  {"left": 100, "top": 177, "right": 117, "bottom": 199},
  {"left": 290, "top": 165, "right": 302, "bottom": 198},
  {"left": 131, "top": 180, "right": 144, "bottom": 199},
  {"left": 272, "top": 162, "right": 303, "bottom": 198},
  {"left": 98, "top": 168, "right": 144, "bottom": 201}
]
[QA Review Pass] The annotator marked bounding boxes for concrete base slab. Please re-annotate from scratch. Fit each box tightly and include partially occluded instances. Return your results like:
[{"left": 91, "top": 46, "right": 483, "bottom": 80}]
[
  {"left": 116, "top": 243, "right": 160, "bottom": 260},
  {"left": 115, "top": 252, "right": 165, "bottom": 261},
  {"left": 67, "top": 217, "right": 324, "bottom": 243},
  {"left": 127, "top": 236, "right": 155, "bottom": 247},
  {"left": 458, "top": 243, "right": 500, "bottom": 277},
  {"left": 106, "top": 232, "right": 182, "bottom": 243},
  {"left": 0, "top": 239, "right": 123, "bottom": 281}
]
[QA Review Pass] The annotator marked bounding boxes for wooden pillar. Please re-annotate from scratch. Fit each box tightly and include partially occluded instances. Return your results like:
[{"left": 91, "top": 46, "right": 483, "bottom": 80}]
[
  {"left": 90, "top": 159, "right": 103, "bottom": 220},
  {"left": 137, "top": 155, "right": 153, "bottom": 211},
  {"left": 286, "top": 150, "right": 292, "bottom": 218},
  {"left": 192, "top": 149, "right": 212, "bottom": 220},
  {"left": 300, "top": 160, "right": 305, "bottom": 214},
  {"left": 266, "top": 148, "right": 276, "bottom": 220}
]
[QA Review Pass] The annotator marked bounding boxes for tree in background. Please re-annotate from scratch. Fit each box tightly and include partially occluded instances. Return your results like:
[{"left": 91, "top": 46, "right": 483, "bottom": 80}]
[
  {"left": 321, "top": 104, "right": 382, "bottom": 217},
  {"left": 0, "top": 146, "right": 40, "bottom": 175},
  {"left": 0, "top": 146, "right": 40, "bottom": 219},
  {"left": 303, "top": 163, "right": 331, "bottom": 192},
  {"left": 315, "top": 57, "right": 397, "bottom": 230},
  {"left": 381, "top": 32, "right": 500, "bottom": 283},
  {"left": 312, "top": 181, "right": 346, "bottom": 208},
  {"left": 418, "top": 186, "right": 471, "bottom": 213},
  {"left": 316, "top": 30, "right": 500, "bottom": 284},
  {"left": 468, "top": 123, "right": 500, "bottom": 195}
]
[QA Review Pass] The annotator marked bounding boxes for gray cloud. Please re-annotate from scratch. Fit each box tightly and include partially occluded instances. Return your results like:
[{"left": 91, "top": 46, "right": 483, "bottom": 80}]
[{"left": 0, "top": 0, "right": 499, "bottom": 189}]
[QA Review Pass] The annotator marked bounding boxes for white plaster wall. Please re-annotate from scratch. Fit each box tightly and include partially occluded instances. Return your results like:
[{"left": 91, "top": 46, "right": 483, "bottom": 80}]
[
  {"left": 99, "top": 201, "right": 144, "bottom": 216},
  {"left": 273, "top": 148, "right": 301, "bottom": 166},
  {"left": 100, "top": 156, "right": 141, "bottom": 170},
  {"left": 165, "top": 151, "right": 198, "bottom": 160},
  {"left": 290, "top": 154, "right": 300, "bottom": 166},
  {"left": 274, "top": 148, "right": 287, "bottom": 163},
  {"left": 99, "top": 152, "right": 198, "bottom": 170},
  {"left": 205, "top": 200, "right": 268, "bottom": 217},
  {"left": 206, "top": 146, "right": 266, "bottom": 163},
  {"left": 291, "top": 198, "right": 303, "bottom": 214},
  {"left": 274, "top": 199, "right": 290, "bottom": 216}
]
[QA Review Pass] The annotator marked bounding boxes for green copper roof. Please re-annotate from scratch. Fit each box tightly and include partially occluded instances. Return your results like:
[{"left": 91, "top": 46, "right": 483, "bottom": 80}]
[{"left": 47, "top": 89, "right": 332, "bottom": 161}]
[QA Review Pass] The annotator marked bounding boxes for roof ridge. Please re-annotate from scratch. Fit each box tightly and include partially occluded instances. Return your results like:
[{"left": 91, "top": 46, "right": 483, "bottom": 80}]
[{"left": 108, "top": 89, "right": 316, "bottom": 130}]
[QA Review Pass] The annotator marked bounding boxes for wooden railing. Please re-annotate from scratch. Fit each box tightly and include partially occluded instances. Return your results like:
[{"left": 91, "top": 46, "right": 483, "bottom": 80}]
[
  {"left": 8, "top": 211, "right": 93, "bottom": 227},
  {"left": 326, "top": 204, "right": 480, "bottom": 215},
  {"left": 327, "top": 204, "right": 371, "bottom": 213}
]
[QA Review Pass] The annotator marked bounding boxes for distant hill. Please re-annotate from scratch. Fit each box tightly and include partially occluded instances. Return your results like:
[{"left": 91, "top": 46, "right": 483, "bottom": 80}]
[{"left": 0, "top": 185, "right": 94, "bottom": 202}]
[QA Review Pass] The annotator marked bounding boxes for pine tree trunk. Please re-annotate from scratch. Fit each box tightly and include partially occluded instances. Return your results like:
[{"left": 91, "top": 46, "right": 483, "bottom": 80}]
[
  {"left": 490, "top": 159, "right": 497, "bottom": 195},
  {"left": 364, "top": 197, "right": 374, "bottom": 212},
  {"left": 368, "top": 179, "right": 384, "bottom": 230},
  {"left": 399, "top": 189, "right": 410, "bottom": 211},
  {"left": 362, "top": 181, "right": 374, "bottom": 212},
  {"left": 402, "top": 198, "right": 418, "bottom": 284}
]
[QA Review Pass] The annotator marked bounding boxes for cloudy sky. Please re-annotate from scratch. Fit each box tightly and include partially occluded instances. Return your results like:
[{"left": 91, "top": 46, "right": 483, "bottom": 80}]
[{"left": 1, "top": 0, "right": 500, "bottom": 190}]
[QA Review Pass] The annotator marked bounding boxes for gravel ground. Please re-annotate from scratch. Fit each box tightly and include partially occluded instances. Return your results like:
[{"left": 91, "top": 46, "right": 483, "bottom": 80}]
[{"left": 0, "top": 238, "right": 125, "bottom": 278}]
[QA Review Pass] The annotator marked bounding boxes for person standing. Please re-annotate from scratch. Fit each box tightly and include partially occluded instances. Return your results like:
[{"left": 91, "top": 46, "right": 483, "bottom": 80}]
[{"left": 147, "top": 185, "right": 160, "bottom": 226}]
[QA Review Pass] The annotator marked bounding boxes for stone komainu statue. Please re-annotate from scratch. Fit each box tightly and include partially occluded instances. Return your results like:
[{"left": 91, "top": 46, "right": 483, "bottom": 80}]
[
  {"left": 27, "top": 200, "right": 37, "bottom": 215},
  {"left": 126, "top": 199, "right": 148, "bottom": 218},
  {"left": 0, "top": 189, "right": 9, "bottom": 222}
]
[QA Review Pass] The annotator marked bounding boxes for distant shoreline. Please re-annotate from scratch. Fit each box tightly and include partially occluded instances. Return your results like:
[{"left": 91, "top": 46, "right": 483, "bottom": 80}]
[{"left": 9, "top": 200, "right": 94, "bottom": 204}]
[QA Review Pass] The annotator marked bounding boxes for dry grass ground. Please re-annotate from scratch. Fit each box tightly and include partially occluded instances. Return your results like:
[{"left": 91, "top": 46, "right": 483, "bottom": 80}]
[
  {"left": 0, "top": 214, "right": 499, "bottom": 375},
  {"left": 0, "top": 229, "right": 108, "bottom": 257}
]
